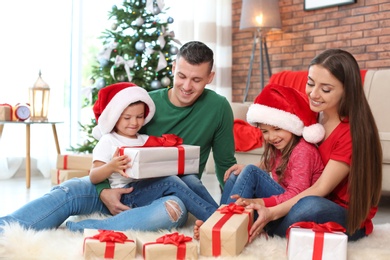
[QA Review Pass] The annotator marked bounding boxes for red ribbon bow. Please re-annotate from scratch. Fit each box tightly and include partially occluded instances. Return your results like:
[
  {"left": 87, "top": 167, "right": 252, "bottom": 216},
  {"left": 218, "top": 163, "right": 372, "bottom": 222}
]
[
  {"left": 156, "top": 232, "right": 192, "bottom": 246},
  {"left": 92, "top": 230, "right": 129, "bottom": 243},
  {"left": 286, "top": 222, "right": 346, "bottom": 260},
  {"left": 218, "top": 203, "right": 245, "bottom": 214},
  {"left": 143, "top": 134, "right": 183, "bottom": 147}
]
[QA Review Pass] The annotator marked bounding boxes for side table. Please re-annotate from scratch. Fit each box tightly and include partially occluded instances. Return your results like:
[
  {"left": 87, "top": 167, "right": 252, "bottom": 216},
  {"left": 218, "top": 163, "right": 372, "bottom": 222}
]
[{"left": 0, "top": 120, "right": 63, "bottom": 188}]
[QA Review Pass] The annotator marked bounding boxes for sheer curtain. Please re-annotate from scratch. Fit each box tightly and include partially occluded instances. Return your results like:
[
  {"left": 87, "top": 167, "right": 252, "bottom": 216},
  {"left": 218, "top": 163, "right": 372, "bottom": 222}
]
[{"left": 166, "top": 0, "right": 233, "bottom": 100}]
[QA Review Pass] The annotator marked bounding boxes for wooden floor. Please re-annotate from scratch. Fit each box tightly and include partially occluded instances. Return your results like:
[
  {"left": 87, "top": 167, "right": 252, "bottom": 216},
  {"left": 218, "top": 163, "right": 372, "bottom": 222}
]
[{"left": 1, "top": 172, "right": 389, "bottom": 225}]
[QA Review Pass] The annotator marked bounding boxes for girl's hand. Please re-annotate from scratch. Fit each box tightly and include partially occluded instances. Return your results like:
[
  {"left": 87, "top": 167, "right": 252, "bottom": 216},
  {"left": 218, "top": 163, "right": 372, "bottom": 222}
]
[
  {"left": 109, "top": 147, "right": 132, "bottom": 178},
  {"left": 230, "top": 195, "right": 263, "bottom": 207},
  {"left": 223, "top": 164, "right": 246, "bottom": 182}
]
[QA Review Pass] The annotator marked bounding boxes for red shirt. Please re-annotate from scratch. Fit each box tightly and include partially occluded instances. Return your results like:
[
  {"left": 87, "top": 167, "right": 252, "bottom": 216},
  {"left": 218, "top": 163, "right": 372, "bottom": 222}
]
[{"left": 318, "top": 119, "right": 377, "bottom": 235}]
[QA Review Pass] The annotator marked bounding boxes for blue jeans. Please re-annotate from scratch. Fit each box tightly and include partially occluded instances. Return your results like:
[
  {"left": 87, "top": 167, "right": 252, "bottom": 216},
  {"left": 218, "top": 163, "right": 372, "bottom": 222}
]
[
  {"left": 0, "top": 176, "right": 188, "bottom": 232},
  {"left": 66, "top": 174, "right": 218, "bottom": 232},
  {"left": 220, "top": 164, "right": 285, "bottom": 204},
  {"left": 265, "top": 196, "right": 367, "bottom": 241}
]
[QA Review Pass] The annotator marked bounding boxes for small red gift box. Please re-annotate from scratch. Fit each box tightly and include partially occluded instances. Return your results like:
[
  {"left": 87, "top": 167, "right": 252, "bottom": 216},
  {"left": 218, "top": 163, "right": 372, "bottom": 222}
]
[
  {"left": 0, "top": 104, "right": 13, "bottom": 121},
  {"left": 199, "top": 203, "right": 254, "bottom": 257},
  {"left": 83, "top": 229, "right": 136, "bottom": 260},
  {"left": 287, "top": 222, "right": 347, "bottom": 260}
]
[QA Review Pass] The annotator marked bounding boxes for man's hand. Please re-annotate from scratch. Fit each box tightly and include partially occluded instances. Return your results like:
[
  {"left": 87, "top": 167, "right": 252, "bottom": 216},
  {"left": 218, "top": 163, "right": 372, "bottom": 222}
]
[
  {"left": 100, "top": 187, "right": 133, "bottom": 215},
  {"left": 223, "top": 164, "right": 246, "bottom": 182}
]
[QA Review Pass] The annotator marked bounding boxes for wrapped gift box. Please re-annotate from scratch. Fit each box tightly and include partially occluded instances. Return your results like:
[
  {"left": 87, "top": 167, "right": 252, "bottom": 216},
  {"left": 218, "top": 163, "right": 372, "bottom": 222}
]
[
  {"left": 56, "top": 154, "right": 93, "bottom": 171},
  {"left": 119, "top": 145, "right": 200, "bottom": 179},
  {"left": 287, "top": 222, "right": 347, "bottom": 260},
  {"left": 83, "top": 229, "right": 136, "bottom": 260},
  {"left": 0, "top": 104, "right": 12, "bottom": 121},
  {"left": 50, "top": 168, "right": 90, "bottom": 185},
  {"left": 199, "top": 203, "right": 254, "bottom": 257},
  {"left": 136, "top": 232, "right": 198, "bottom": 260}
]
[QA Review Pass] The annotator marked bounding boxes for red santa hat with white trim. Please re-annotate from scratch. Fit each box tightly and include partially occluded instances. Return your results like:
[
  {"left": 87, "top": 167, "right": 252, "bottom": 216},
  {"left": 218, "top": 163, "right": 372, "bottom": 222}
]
[
  {"left": 92, "top": 82, "right": 155, "bottom": 140},
  {"left": 246, "top": 83, "right": 325, "bottom": 144}
]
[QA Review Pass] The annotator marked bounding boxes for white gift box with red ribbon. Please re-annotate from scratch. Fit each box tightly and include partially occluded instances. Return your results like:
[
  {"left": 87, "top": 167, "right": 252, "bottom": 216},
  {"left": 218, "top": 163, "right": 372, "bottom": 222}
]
[
  {"left": 119, "top": 145, "right": 200, "bottom": 179},
  {"left": 287, "top": 222, "right": 347, "bottom": 260}
]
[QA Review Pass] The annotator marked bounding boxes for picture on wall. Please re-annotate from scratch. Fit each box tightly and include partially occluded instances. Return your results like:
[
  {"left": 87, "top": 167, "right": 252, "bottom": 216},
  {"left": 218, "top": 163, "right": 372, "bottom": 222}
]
[{"left": 304, "top": 0, "right": 356, "bottom": 11}]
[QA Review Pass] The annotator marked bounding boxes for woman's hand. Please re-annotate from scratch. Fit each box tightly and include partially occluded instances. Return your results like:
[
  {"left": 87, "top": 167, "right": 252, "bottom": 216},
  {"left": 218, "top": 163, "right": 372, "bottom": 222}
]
[
  {"left": 230, "top": 195, "right": 264, "bottom": 207},
  {"left": 223, "top": 164, "right": 246, "bottom": 182},
  {"left": 247, "top": 203, "right": 273, "bottom": 243}
]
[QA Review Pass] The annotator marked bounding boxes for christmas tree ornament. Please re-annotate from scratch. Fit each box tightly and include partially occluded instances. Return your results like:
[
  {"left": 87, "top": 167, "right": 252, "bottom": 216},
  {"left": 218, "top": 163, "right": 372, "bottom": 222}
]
[
  {"left": 153, "top": 6, "right": 161, "bottom": 15},
  {"left": 151, "top": 79, "right": 161, "bottom": 89},
  {"left": 170, "top": 46, "right": 179, "bottom": 55},
  {"left": 98, "top": 57, "right": 109, "bottom": 68},
  {"left": 112, "top": 55, "right": 135, "bottom": 82},
  {"left": 161, "top": 76, "right": 171, "bottom": 87},
  {"left": 135, "top": 17, "right": 144, "bottom": 26},
  {"left": 167, "top": 17, "right": 174, "bottom": 23},
  {"left": 111, "top": 23, "right": 118, "bottom": 30},
  {"left": 117, "top": 74, "right": 125, "bottom": 82},
  {"left": 89, "top": 76, "right": 96, "bottom": 85},
  {"left": 135, "top": 40, "right": 146, "bottom": 51},
  {"left": 96, "top": 78, "right": 106, "bottom": 90}
]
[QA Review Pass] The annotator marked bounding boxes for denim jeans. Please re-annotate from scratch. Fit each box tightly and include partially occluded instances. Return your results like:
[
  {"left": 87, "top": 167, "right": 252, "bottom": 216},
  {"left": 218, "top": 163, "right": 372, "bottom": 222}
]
[
  {"left": 265, "top": 196, "right": 366, "bottom": 241},
  {"left": 220, "top": 164, "right": 285, "bottom": 204},
  {"left": 0, "top": 176, "right": 188, "bottom": 233},
  {"left": 67, "top": 174, "right": 218, "bottom": 232}
]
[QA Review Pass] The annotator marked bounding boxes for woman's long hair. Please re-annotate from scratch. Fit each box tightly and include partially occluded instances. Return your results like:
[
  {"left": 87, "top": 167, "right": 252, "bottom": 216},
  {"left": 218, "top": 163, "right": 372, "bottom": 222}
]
[{"left": 309, "top": 49, "right": 382, "bottom": 234}]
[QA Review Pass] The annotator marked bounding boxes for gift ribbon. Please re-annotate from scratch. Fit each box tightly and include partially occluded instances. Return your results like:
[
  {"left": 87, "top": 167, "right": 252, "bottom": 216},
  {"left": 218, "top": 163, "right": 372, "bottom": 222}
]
[
  {"left": 0, "top": 103, "right": 13, "bottom": 121},
  {"left": 62, "top": 155, "right": 68, "bottom": 169},
  {"left": 56, "top": 169, "right": 60, "bottom": 184},
  {"left": 286, "top": 222, "right": 346, "bottom": 260},
  {"left": 83, "top": 230, "right": 133, "bottom": 259},
  {"left": 111, "top": 55, "right": 135, "bottom": 82},
  {"left": 143, "top": 232, "right": 192, "bottom": 260},
  {"left": 212, "top": 203, "right": 252, "bottom": 256}
]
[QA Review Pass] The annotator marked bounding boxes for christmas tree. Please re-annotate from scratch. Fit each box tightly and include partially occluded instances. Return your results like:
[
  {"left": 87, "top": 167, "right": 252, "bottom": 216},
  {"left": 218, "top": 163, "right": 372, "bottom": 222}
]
[{"left": 70, "top": 0, "right": 181, "bottom": 153}]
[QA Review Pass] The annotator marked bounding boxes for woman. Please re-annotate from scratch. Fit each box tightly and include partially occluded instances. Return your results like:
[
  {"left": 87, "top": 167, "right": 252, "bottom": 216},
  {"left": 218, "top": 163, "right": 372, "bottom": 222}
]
[{"left": 247, "top": 49, "right": 382, "bottom": 242}]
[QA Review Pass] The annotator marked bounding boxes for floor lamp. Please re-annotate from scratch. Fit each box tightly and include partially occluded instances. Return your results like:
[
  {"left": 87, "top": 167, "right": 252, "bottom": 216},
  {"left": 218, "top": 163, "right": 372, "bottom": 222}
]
[{"left": 240, "top": 0, "right": 281, "bottom": 102}]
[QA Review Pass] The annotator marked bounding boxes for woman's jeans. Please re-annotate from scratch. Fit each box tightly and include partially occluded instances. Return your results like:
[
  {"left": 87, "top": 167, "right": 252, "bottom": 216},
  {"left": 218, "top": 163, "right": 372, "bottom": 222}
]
[
  {"left": 219, "top": 165, "right": 366, "bottom": 241},
  {"left": 0, "top": 174, "right": 217, "bottom": 233},
  {"left": 66, "top": 174, "right": 218, "bottom": 232},
  {"left": 221, "top": 164, "right": 285, "bottom": 204}
]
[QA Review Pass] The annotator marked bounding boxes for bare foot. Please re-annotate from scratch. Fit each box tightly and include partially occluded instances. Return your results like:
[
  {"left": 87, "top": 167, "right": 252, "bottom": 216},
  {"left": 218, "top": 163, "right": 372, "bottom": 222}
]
[{"left": 193, "top": 219, "right": 204, "bottom": 240}]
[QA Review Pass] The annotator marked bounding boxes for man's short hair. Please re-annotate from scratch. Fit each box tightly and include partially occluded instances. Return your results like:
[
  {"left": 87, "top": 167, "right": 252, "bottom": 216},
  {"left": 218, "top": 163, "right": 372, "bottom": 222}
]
[{"left": 176, "top": 41, "right": 214, "bottom": 72}]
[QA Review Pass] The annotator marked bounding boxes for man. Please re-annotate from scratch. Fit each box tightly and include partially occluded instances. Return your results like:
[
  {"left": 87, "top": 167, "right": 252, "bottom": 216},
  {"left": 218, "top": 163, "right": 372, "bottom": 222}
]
[
  {"left": 0, "top": 41, "right": 236, "bottom": 232},
  {"left": 98, "top": 41, "right": 237, "bottom": 215}
]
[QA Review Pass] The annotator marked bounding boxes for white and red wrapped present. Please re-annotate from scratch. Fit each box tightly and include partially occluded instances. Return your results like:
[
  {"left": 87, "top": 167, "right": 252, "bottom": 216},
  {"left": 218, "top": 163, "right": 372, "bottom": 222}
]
[
  {"left": 119, "top": 144, "right": 200, "bottom": 179},
  {"left": 50, "top": 168, "right": 90, "bottom": 185},
  {"left": 83, "top": 229, "right": 136, "bottom": 260},
  {"left": 137, "top": 232, "right": 198, "bottom": 260},
  {"left": 56, "top": 154, "right": 93, "bottom": 171},
  {"left": 287, "top": 222, "right": 347, "bottom": 260},
  {"left": 199, "top": 203, "right": 254, "bottom": 257},
  {"left": 0, "top": 103, "right": 13, "bottom": 121}
]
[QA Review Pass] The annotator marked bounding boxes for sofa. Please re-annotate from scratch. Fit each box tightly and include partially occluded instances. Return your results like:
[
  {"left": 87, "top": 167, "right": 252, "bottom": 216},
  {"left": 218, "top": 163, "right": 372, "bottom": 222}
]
[{"left": 205, "top": 69, "right": 390, "bottom": 194}]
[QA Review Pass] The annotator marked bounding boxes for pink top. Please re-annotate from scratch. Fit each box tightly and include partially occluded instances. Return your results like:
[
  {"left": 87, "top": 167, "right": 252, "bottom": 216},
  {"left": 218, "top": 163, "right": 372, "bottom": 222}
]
[{"left": 263, "top": 138, "right": 324, "bottom": 207}]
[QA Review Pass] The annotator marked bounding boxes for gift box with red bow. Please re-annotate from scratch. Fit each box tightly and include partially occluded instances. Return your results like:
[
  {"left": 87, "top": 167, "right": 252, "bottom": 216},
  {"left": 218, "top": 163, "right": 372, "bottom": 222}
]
[
  {"left": 136, "top": 232, "right": 198, "bottom": 260},
  {"left": 50, "top": 168, "right": 90, "bottom": 185},
  {"left": 83, "top": 229, "right": 136, "bottom": 260},
  {"left": 0, "top": 104, "right": 13, "bottom": 121},
  {"left": 199, "top": 203, "right": 254, "bottom": 257},
  {"left": 119, "top": 143, "right": 200, "bottom": 179},
  {"left": 287, "top": 222, "right": 347, "bottom": 260},
  {"left": 56, "top": 154, "right": 93, "bottom": 171}
]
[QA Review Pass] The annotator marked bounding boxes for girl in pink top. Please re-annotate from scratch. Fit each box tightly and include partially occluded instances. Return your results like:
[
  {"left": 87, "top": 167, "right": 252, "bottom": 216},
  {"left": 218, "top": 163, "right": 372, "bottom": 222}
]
[{"left": 247, "top": 49, "right": 382, "bottom": 242}]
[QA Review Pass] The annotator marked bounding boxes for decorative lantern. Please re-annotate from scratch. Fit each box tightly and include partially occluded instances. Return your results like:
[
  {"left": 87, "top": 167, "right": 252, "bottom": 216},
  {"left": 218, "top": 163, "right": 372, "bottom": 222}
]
[{"left": 29, "top": 70, "right": 50, "bottom": 121}]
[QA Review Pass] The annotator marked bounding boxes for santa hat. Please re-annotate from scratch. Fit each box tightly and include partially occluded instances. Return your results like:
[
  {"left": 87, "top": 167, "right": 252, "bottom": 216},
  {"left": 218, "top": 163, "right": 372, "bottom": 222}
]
[
  {"left": 246, "top": 83, "right": 325, "bottom": 144},
  {"left": 92, "top": 82, "right": 155, "bottom": 140}
]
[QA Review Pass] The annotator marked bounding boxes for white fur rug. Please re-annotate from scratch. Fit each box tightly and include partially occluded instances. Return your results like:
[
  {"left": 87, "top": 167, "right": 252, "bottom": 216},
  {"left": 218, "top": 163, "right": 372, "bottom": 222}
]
[{"left": 1, "top": 216, "right": 390, "bottom": 260}]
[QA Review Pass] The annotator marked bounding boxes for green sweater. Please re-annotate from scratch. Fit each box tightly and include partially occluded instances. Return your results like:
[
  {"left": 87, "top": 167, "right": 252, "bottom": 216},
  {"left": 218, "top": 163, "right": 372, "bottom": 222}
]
[{"left": 96, "top": 87, "right": 237, "bottom": 194}]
